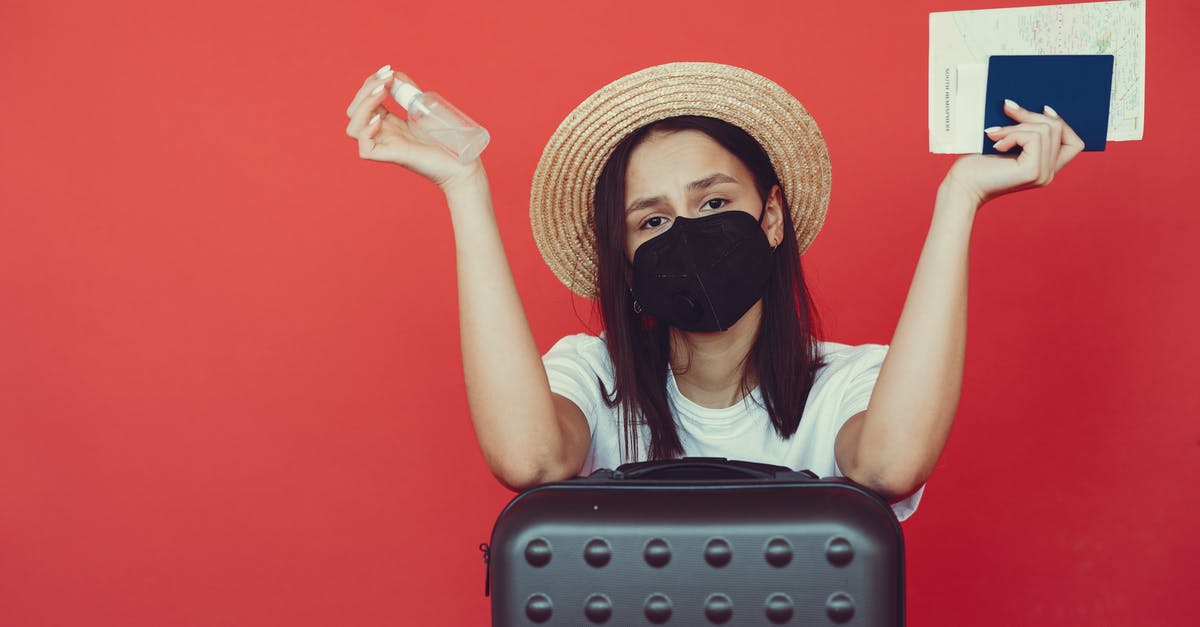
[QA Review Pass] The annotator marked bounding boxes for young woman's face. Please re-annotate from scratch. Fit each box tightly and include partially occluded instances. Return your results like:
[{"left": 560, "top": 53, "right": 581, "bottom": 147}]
[{"left": 623, "top": 129, "right": 784, "bottom": 261}]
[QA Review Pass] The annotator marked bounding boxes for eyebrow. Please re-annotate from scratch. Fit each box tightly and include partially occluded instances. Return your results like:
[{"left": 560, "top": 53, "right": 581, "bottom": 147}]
[{"left": 625, "top": 173, "right": 741, "bottom": 214}]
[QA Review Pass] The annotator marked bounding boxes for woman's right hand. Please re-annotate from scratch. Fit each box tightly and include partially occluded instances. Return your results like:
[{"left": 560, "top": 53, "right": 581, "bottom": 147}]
[
  {"left": 346, "top": 67, "right": 586, "bottom": 490},
  {"left": 344, "top": 65, "right": 481, "bottom": 191}
]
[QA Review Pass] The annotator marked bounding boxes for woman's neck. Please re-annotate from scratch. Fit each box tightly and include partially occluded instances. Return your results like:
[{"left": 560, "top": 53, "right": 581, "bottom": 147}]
[{"left": 669, "top": 301, "right": 762, "bottom": 409}]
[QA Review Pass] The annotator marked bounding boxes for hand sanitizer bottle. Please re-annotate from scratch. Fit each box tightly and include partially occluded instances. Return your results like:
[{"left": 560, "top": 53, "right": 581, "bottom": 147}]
[{"left": 390, "top": 81, "right": 491, "bottom": 163}]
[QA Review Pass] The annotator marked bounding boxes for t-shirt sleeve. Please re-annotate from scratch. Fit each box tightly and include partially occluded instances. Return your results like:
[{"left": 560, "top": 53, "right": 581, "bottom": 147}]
[
  {"left": 836, "top": 343, "right": 887, "bottom": 419},
  {"left": 540, "top": 334, "right": 608, "bottom": 436},
  {"left": 829, "top": 343, "right": 926, "bottom": 522}
]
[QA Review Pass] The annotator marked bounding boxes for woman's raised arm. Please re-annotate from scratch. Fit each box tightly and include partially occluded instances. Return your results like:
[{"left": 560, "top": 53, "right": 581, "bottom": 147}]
[
  {"left": 835, "top": 99, "right": 1086, "bottom": 500},
  {"left": 345, "top": 66, "right": 589, "bottom": 489}
]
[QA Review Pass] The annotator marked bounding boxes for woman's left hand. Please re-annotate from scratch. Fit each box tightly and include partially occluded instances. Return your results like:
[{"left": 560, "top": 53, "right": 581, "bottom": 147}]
[{"left": 941, "top": 99, "right": 1086, "bottom": 208}]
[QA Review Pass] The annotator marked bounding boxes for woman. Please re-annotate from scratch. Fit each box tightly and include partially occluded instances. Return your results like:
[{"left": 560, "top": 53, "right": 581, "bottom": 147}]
[{"left": 344, "top": 62, "right": 1083, "bottom": 520}]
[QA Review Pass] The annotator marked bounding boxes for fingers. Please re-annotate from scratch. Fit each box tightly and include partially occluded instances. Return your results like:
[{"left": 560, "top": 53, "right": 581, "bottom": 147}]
[
  {"left": 345, "top": 66, "right": 422, "bottom": 119},
  {"left": 356, "top": 114, "right": 382, "bottom": 161},
  {"left": 345, "top": 71, "right": 392, "bottom": 143},
  {"left": 986, "top": 123, "right": 1061, "bottom": 189},
  {"left": 987, "top": 126, "right": 1045, "bottom": 187},
  {"left": 987, "top": 124, "right": 1044, "bottom": 153},
  {"left": 984, "top": 99, "right": 1084, "bottom": 187},
  {"left": 1004, "top": 100, "right": 1058, "bottom": 180},
  {"left": 345, "top": 72, "right": 396, "bottom": 162},
  {"left": 344, "top": 65, "right": 434, "bottom": 166},
  {"left": 345, "top": 64, "right": 396, "bottom": 118},
  {"left": 1050, "top": 108, "right": 1086, "bottom": 171}
]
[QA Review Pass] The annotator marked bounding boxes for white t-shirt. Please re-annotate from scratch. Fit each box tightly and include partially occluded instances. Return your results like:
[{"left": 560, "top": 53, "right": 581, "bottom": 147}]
[{"left": 542, "top": 333, "right": 924, "bottom": 521}]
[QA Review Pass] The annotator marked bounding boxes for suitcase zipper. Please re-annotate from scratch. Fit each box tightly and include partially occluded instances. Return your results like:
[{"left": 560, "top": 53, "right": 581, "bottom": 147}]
[{"left": 479, "top": 542, "right": 491, "bottom": 597}]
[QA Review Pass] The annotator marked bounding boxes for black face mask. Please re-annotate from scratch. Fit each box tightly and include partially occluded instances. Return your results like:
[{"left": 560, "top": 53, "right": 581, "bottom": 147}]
[{"left": 631, "top": 209, "right": 773, "bottom": 332}]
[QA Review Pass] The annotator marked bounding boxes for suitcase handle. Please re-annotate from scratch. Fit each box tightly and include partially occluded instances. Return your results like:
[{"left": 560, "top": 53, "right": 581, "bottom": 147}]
[{"left": 611, "top": 457, "right": 814, "bottom": 481}]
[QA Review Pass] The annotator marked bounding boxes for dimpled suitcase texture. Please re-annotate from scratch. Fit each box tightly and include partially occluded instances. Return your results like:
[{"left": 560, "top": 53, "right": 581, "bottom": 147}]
[{"left": 482, "top": 458, "right": 904, "bottom": 626}]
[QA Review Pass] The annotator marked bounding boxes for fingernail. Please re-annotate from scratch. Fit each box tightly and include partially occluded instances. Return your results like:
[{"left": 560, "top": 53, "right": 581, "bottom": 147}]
[
  {"left": 1004, "top": 98, "right": 1020, "bottom": 110},
  {"left": 984, "top": 126, "right": 1002, "bottom": 134},
  {"left": 1043, "top": 105, "right": 1060, "bottom": 118},
  {"left": 370, "top": 84, "right": 385, "bottom": 96},
  {"left": 374, "top": 64, "right": 392, "bottom": 79},
  {"left": 992, "top": 141, "right": 1003, "bottom": 150},
  {"left": 369, "top": 113, "right": 381, "bottom": 126}
]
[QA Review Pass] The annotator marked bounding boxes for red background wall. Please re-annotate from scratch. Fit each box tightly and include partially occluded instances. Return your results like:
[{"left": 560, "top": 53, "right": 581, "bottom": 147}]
[{"left": 2, "top": 0, "right": 1196, "bottom": 625}]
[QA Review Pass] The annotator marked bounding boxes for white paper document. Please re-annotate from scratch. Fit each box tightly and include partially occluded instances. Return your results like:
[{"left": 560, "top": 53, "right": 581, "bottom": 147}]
[{"left": 928, "top": 0, "right": 1145, "bottom": 153}]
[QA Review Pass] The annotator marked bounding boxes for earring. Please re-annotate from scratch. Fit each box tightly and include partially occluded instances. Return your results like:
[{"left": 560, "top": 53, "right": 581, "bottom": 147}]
[{"left": 632, "top": 299, "right": 644, "bottom": 314}]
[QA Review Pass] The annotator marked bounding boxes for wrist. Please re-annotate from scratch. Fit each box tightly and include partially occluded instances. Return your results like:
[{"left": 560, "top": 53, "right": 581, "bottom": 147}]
[
  {"left": 937, "top": 174, "right": 984, "bottom": 217},
  {"left": 440, "top": 160, "right": 489, "bottom": 200}
]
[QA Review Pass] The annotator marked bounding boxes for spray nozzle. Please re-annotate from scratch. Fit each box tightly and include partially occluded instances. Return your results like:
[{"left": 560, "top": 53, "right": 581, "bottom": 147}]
[{"left": 389, "top": 81, "right": 423, "bottom": 110}]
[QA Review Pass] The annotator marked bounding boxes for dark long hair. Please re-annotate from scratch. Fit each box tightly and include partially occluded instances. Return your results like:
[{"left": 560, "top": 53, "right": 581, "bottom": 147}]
[{"left": 592, "top": 115, "right": 825, "bottom": 461}]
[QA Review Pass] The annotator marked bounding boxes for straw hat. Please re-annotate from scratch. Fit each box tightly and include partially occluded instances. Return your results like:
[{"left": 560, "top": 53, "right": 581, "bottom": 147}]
[{"left": 529, "top": 61, "right": 832, "bottom": 300}]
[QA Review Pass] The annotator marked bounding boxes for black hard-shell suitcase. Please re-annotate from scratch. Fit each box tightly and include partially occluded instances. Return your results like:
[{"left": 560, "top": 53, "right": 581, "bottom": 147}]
[{"left": 481, "top": 458, "right": 904, "bottom": 626}]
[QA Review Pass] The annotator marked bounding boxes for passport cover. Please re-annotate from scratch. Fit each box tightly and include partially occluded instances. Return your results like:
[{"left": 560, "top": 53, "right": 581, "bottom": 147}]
[{"left": 982, "top": 54, "right": 1114, "bottom": 154}]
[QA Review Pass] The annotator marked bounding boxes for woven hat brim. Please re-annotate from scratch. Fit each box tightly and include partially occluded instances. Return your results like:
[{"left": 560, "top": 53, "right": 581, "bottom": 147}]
[{"left": 530, "top": 62, "right": 832, "bottom": 300}]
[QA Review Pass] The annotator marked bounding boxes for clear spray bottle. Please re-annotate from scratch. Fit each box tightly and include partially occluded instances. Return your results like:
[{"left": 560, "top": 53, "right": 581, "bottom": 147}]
[{"left": 390, "top": 81, "right": 491, "bottom": 163}]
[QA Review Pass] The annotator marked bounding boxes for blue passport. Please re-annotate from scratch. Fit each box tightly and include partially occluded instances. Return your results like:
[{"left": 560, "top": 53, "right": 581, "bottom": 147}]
[{"left": 982, "top": 54, "right": 1114, "bottom": 154}]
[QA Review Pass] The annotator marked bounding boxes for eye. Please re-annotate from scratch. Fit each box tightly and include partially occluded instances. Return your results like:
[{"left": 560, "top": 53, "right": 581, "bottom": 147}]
[
  {"left": 640, "top": 215, "right": 669, "bottom": 230},
  {"left": 701, "top": 198, "right": 729, "bottom": 211}
]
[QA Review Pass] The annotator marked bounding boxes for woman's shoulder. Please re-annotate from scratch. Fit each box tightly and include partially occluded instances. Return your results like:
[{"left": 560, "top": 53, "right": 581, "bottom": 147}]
[
  {"left": 815, "top": 340, "right": 889, "bottom": 372},
  {"left": 544, "top": 332, "right": 608, "bottom": 356},
  {"left": 541, "top": 332, "right": 615, "bottom": 394},
  {"left": 543, "top": 332, "right": 613, "bottom": 371}
]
